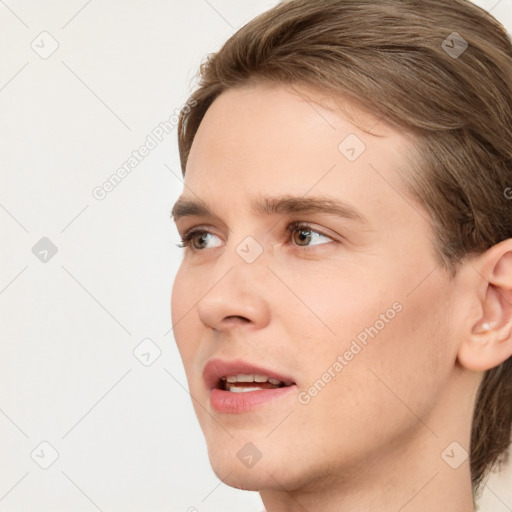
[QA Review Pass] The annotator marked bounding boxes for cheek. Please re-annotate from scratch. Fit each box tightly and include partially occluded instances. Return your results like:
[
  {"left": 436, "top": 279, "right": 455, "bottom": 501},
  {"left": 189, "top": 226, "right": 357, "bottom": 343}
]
[
  {"left": 275, "top": 260, "right": 398, "bottom": 346},
  {"left": 296, "top": 269, "right": 454, "bottom": 443},
  {"left": 171, "top": 267, "right": 199, "bottom": 366}
]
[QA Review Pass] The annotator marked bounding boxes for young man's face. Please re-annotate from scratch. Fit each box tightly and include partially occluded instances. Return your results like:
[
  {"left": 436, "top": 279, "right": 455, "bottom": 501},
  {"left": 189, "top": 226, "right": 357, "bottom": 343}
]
[{"left": 171, "top": 82, "right": 469, "bottom": 493}]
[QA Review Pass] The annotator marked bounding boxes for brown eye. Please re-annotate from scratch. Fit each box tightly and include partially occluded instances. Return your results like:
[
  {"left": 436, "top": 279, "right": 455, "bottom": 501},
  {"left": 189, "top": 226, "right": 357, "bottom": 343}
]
[
  {"left": 177, "top": 229, "right": 221, "bottom": 251},
  {"left": 287, "top": 222, "right": 334, "bottom": 248},
  {"left": 292, "top": 228, "right": 313, "bottom": 246},
  {"left": 191, "top": 233, "right": 210, "bottom": 249}
]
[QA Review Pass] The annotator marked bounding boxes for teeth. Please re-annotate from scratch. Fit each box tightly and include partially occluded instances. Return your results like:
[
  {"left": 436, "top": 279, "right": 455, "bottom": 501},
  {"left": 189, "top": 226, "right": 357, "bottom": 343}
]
[
  {"left": 221, "top": 374, "right": 284, "bottom": 384},
  {"left": 228, "top": 386, "right": 263, "bottom": 393},
  {"left": 236, "top": 374, "right": 255, "bottom": 382}
]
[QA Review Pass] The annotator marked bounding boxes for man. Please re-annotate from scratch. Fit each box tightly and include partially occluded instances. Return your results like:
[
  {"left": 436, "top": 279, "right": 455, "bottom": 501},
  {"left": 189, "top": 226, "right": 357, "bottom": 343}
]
[{"left": 171, "top": 1, "right": 512, "bottom": 510}]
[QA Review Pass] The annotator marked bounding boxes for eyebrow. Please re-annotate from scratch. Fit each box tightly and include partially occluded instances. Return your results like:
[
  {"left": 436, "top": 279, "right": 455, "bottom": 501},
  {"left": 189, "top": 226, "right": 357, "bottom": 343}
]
[{"left": 171, "top": 194, "right": 369, "bottom": 225}]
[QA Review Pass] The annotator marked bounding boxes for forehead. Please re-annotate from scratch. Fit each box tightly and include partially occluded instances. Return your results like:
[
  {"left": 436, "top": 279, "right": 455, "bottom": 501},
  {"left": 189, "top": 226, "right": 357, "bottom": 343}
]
[
  {"left": 182, "top": 82, "right": 426, "bottom": 228},
  {"left": 187, "top": 82, "right": 413, "bottom": 175}
]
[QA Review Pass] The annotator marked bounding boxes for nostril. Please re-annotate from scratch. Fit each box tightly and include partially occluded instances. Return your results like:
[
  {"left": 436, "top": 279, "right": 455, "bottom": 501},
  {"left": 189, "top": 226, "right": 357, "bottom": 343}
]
[{"left": 224, "top": 315, "right": 250, "bottom": 323}]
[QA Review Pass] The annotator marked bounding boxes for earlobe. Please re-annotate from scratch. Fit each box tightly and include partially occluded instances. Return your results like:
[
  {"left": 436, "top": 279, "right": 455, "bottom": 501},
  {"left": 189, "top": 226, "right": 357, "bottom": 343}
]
[
  {"left": 477, "top": 321, "right": 497, "bottom": 333},
  {"left": 458, "top": 329, "right": 511, "bottom": 372},
  {"left": 457, "top": 240, "right": 512, "bottom": 372}
]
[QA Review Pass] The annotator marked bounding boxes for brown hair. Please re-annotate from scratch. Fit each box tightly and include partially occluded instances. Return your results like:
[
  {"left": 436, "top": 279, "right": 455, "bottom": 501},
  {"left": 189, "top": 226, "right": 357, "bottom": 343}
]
[{"left": 176, "top": 0, "right": 512, "bottom": 497}]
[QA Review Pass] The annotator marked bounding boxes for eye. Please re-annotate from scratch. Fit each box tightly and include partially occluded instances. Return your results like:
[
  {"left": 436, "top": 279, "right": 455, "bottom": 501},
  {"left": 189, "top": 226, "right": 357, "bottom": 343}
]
[
  {"left": 176, "top": 222, "right": 335, "bottom": 251},
  {"left": 286, "top": 221, "right": 334, "bottom": 248},
  {"left": 176, "top": 227, "right": 222, "bottom": 251}
]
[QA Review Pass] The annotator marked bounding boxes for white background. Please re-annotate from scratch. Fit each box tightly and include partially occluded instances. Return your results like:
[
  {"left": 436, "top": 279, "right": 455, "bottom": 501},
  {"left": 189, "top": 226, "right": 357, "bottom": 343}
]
[{"left": 0, "top": 1, "right": 511, "bottom": 511}]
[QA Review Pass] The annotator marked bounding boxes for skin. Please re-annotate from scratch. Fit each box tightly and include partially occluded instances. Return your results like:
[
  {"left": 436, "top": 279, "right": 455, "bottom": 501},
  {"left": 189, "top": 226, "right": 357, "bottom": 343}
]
[{"left": 170, "top": 81, "right": 512, "bottom": 512}]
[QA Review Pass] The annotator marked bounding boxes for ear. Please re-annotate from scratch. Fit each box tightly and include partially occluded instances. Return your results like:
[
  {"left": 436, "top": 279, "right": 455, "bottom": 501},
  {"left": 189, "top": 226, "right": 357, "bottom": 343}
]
[{"left": 457, "top": 238, "right": 512, "bottom": 372}]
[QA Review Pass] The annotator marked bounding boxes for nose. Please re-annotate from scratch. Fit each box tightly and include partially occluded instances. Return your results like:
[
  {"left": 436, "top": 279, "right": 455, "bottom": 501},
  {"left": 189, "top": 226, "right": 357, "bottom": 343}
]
[{"left": 196, "top": 252, "right": 272, "bottom": 333}]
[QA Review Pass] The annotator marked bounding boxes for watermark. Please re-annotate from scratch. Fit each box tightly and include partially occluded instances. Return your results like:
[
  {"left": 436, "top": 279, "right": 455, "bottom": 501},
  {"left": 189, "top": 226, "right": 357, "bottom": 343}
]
[
  {"left": 31, "top": 31, "right": 59, "bottom": 60},
  {"left": 338, "top": 133, "right": 366, "bottom": 162},
  {"left": 441, "top": 441, "right": 468, "bottom": 469},
  {"left": 133, "top": 338, "right": 161, "bottom": 367},
  {"left": 504, "top": 187, "right": 512, "bottom": 200},
  {"left": 441, "top": 32, "right": 468, "bottom": 59},
  {"left": 297, "top": 301, "right": 403, "bottom": 405},
  {"left": 236, "top": 235, "right": 263, "bottom": 263},
  {"left": 30, "top": 441, "right": 59, "bottom": 469},
  {"left": 92, "top": 98, "right": 197, "bottom": 201},
  {"left": 237, "top": 442, "right": 263, "bottom": 468},
  {"left": 32, "top": 237, "right": 58, "bottom": 263}
]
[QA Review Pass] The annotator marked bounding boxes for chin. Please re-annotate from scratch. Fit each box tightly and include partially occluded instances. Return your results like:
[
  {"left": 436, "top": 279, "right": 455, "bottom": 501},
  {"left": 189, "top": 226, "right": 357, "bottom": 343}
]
[
  {"left": 216, "top": 470, "right": 268, "bottom": 492},
  {"left": 206, "top": 447, "right": 285, "bottom": 491}
]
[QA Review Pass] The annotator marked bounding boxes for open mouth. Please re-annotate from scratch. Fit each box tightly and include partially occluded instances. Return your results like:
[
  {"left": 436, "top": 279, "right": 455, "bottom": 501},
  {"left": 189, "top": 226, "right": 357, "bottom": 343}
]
[
  {"left": 218, "top": 374, "right": 295, "bottom": 393},
  {"left": 204, "top": 360, "right": 298, "bottom": 413}
]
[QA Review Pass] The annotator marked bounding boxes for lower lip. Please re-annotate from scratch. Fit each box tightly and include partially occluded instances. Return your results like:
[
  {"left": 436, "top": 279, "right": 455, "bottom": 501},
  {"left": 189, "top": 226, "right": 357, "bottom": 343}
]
[{"left": 210, "top": 385, "right": 297, "bottom": 413}]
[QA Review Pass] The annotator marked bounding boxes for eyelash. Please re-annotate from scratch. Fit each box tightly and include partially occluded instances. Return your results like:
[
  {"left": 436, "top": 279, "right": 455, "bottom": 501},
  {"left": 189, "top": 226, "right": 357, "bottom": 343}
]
[{"left": 176, "top": 222, "right": 335, "bottom": 252}]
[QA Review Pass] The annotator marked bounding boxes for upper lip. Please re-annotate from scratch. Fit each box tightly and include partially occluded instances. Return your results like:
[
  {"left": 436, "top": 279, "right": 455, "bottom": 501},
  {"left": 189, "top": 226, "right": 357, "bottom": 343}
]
[{"left": 203, "top": 358, "right": 296, "bottom": 390}]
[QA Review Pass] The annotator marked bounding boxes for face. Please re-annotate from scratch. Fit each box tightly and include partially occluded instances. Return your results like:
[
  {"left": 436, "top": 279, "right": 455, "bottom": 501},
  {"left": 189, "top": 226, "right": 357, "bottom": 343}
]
[{"left": 170, "top": 82, "right": 462, "bottom": 492}]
